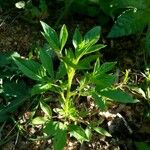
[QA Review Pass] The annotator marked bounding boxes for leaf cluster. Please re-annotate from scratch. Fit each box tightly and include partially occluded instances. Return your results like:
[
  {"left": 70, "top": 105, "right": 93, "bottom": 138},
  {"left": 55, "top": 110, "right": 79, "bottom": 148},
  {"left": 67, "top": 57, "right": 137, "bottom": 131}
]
[{"left": 12, "top": 22, "right": 137, "bottom": 150}]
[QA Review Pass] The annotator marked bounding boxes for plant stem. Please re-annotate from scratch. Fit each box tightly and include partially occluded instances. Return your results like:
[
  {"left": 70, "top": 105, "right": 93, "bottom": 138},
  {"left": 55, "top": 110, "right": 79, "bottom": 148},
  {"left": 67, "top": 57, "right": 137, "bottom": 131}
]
[{"left": 62, "top": 67, "right": 75, "bottom": 117}]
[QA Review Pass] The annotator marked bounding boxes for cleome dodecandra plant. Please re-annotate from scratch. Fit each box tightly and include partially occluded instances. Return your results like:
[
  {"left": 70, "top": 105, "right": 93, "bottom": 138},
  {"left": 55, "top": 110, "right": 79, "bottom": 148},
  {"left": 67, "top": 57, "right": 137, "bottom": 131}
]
[{"left": 13, "top": 22, "right": 137, "bottom": 150}]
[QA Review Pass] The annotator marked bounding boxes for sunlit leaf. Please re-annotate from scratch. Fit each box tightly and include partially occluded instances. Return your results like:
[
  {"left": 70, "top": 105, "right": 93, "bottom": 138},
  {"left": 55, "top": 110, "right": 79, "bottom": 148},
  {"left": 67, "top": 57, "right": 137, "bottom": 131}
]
[
  {"left": 13, "top": 57, "right": 46, "bottom": 81},
  {"left": 73, "top": 28, "right": 82, "bottom": 49},
  {"left": 100, "top": 89, "right": 138, "bottom": 103},
  {"left": 93, "top": 127, "right": 112, "bottom": 137},
  {"left": 40, "top": 21, "right": 60, "bottom": 52},
  {"left": 60, "top": 25, "right": 68, "bottom": 51},
  {"left": 84, "top": 26, "right": 101, "bottom": 45},
  {"left": 31, "top": 83, "right": 52, "bottom": 96},
  {"left": 32, "top": 117, "right": 48, "bottom": 125},
  {"left": 40, "top": 101, "right": 52, "bottom": 118}
]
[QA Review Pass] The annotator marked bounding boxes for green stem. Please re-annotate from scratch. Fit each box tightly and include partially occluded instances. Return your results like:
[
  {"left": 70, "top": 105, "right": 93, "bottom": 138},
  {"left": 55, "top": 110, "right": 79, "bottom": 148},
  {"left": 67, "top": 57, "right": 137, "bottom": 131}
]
[{"left": 62, "top": 67, "right": 75, "bottom": 117}]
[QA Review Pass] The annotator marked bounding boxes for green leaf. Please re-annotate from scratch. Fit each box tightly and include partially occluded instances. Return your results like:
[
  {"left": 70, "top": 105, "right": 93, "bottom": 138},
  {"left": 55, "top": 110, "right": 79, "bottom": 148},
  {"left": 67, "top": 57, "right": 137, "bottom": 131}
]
[
  {"left": 93, "top": 127, "right": 112, "bottom": 137},
  {"left": 44, "top": 121, "right": 67, "bottom": 150},
  {"left": 85, "top": 44, "right": 106, "bottom": 55},
  {"left": 93, "top": 58, "right": 100, "bottom": 74},
  {"left": 3, "top": 80, "right": 28, "bottom": 98},
  {"left": 99, "top": 0, "right": 114, "bottom": 16},
  {"left": 56, "top": 61, "right": 67, "bottom": 79},
  {"left": 73, "top": 28, "right": 82, "bottom": 49},
  {"left": 60, "top": 24, "right": 68, "bottom": 51},
  {"left": 31, "top": 83, "right": 52, "bottom": 96},
  {"left": 54, "top": 129, "right": 67, "bottom": 150},
  {"left": 100, "top": 89, "right": 137, "bottom": 103},
  {"left": 40, "top": 21, "right": 60, "bottom": 51},
  {"left": 0, "top": 97, "right": 27, "bottom": 114},
  {"left": 32, "top": 117, "right": 48, "bottom": 125},
  {"left": 13, "top": 57, "right": 46, "bottom": 81},
  {"left": 85, "top": 128, "right": 92, "bottom": 140},
  {"left": 98, "top": 62, "right": 116, "bottom": 74},
  {"left": 108, "top": 9, "right": 146, "bottom": 38},
  {"left": 146, "top": 26, "right": 150, "bottom": 55},
  {"left": 92, "top": 74, "right": 116, "bottom": 89},
  {"left": 0, "top": 80, "right": 29, "bottom": 117},
  {"left": 111, "top": 0, "right": 148, "bottom": 10},
  {"left": 135, "top": 142, "right": 150, "bottom": 150},
  {"left": 84, "top": 26, "right": 101, "bottom": 45},
  {"left": 39, "top": 48, "right": 54, "bottom": 78},
  {"left": 39, "top": 0, "right": 48, "bottom": 11},
  {"left": 0, "top": 52, "right": 19, "bottom": 66},
  {"left": 78, "top": 55, "right": 98, "bottom": 70},
  {"left": 69, "top": 125, "right": 89, "bottom": 143},
  {"left": 92, "top": 92, "right": 107, "bottom": 111},
  {"left": 93, "top": 60, "right": 116, "bottom": 76},
  {"left": 40, "top": 101, "right": 52, "bottom": 118},
  {"left": 44, "top": 121, "right": 58, "bottom": 136}
]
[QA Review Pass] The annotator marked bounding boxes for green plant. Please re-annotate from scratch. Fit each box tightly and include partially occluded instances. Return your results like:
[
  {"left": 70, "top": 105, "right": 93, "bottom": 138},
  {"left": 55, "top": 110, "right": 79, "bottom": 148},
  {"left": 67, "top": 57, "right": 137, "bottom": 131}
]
[
  {"left": 13, "top": 22, "right": 136, "bottom": 150},
  {"left": 15, "top": 0, "right": 49, "bottom": 23},
  {"left": 0, "top": 52, "right": 30, "bottom": 122},
  {"left": 107, "top": 0, "right": 150, "bottom": 54},
  {"left": 55, "top": 0, "right": 114, "bottom": 26}
]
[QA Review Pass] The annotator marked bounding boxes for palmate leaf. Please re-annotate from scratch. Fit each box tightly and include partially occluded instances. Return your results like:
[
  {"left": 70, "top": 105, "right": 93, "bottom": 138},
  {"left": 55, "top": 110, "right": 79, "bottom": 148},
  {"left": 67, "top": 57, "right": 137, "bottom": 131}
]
[
  {"left": 13, "top": 57, "right": 46, "bottom": 81},
  {"left": 108, "top": 9, "right": 146, "bottom": 38}
]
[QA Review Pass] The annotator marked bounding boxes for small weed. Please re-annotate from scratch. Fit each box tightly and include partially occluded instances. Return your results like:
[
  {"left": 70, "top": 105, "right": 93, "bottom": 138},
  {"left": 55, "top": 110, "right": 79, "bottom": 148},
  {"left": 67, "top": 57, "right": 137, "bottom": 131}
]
[{"left": 13, "top": 22, "right": 136, "bottom": 149}]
